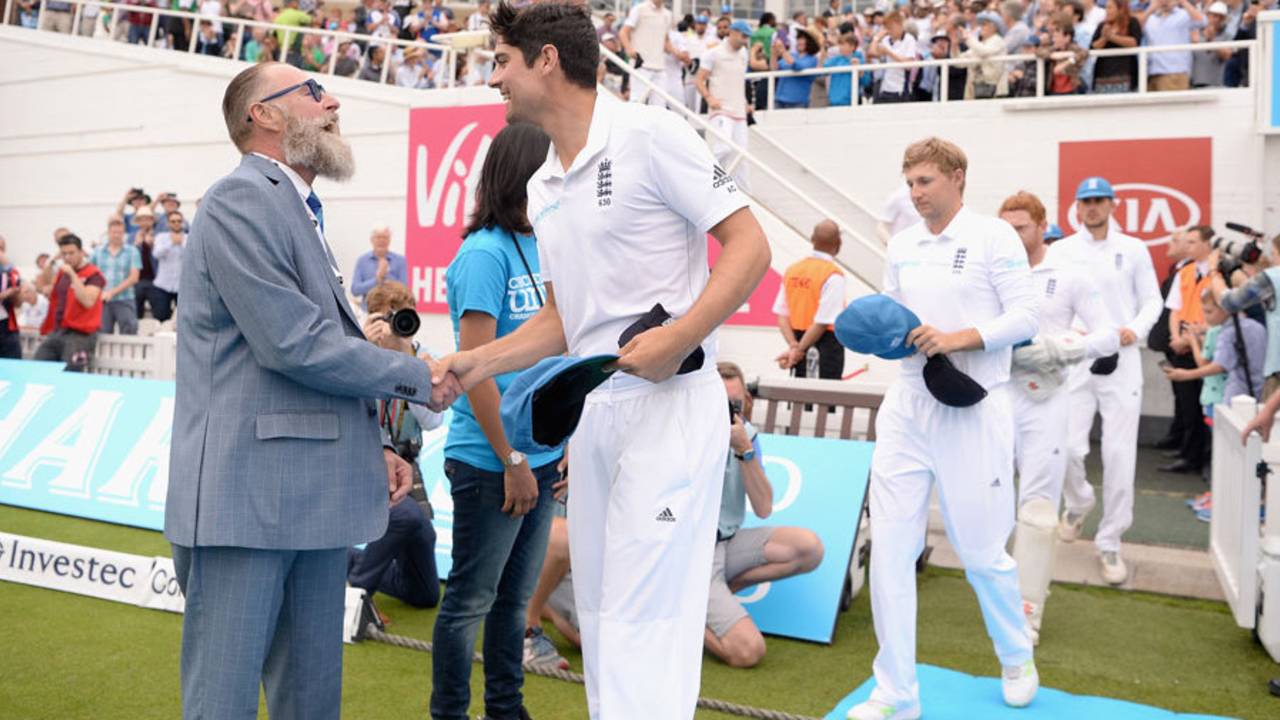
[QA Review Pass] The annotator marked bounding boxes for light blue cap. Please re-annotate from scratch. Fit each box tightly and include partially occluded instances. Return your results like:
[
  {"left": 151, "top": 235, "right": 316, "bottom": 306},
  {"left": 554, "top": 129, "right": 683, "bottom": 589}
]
[
  {"left": 730, "top": 20, "right": 752, "bottom": 35},
  {"left": 834, "top": 294, "right": 921, "bottom": 360},
  {"left": 1075, "top": 176, "right": 1115, "bottom": 200},
  {"left": 499, "top": 355, "right": 617, "bottom": 455}
]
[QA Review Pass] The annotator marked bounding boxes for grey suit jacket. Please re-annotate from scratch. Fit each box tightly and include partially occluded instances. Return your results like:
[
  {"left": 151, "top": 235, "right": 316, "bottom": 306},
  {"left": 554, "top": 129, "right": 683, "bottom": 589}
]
[{"left": 165, "top": 154, "right": 428, "bottom": 550}]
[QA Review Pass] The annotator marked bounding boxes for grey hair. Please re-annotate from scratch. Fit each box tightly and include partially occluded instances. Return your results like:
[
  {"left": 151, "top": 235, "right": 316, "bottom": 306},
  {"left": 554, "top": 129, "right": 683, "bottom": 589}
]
[
  {"left": 1002, "top": 0, "right": 1024, "bottom": 20},
  {"left": 223, "top": 63, "right": 273, "bottom": 152}
]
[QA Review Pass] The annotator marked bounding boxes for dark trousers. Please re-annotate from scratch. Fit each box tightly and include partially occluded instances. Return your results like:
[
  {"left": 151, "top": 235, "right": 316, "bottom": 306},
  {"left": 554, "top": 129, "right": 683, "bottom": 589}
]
[
  {"left": 151, "top": 286, "right": 178, "bottom": 322},
  {"left": 347, "top": 499, "right": 440, "bottom": 608},
  {"left": 0, "top": 324, "right": 21, "bottom": 359},
  {"left": 34, "top": 328, "right": 97, "bottom": 371},
  {"left": 431, "top": 458, "right": 559, "bottom": 720},
  {"left": 1169, "top": 350, "right": 1207, "bottom": 469},
  {"left": 135, "top": 279, "right": 154, "bottom": 319},
  {"left": 790, "top": 328, "right": 846, "bottom": 380}
]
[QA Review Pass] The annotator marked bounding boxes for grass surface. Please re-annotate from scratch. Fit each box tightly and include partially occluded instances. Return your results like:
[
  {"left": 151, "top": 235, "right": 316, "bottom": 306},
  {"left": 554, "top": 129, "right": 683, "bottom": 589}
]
[{"left": 3, "top": 505, "right": 1278, "bottom": 719}]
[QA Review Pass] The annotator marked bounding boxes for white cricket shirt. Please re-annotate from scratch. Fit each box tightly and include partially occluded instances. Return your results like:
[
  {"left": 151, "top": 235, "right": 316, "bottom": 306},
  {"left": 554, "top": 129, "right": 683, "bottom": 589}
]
[
  {"left": 1048, "top": 228, "right": 1162, "bottom": 339},
  {"left": 1031, "top": 252, "right": 1119, "bottom": 359},
  {"left": 885, "top": 206, "right": 1039, "bottom": 393},
  {"left": 527, "top": 94, "right": 749, "bottom": 391},
  {"left": 701, "top": 42, "right": 750, "bottom": 120},
  {"left": 624, "top": 1, "right": 673, "bottom": 68}
]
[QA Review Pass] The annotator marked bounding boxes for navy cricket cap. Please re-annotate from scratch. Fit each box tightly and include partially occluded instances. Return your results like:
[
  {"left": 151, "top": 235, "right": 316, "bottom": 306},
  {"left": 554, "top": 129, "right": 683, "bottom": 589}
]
[
  {"left": 834, "top": 294, "right": 921, "bottom": 360},
  {"left": 501, "top": 355, "right": 618, "bottom": 455}
]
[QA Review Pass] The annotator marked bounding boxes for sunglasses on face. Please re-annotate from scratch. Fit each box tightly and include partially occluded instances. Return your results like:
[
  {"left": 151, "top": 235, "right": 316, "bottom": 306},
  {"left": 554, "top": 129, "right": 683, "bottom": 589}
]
[{"left": 246, "top": 79, "right": 326, "bottom": 122}]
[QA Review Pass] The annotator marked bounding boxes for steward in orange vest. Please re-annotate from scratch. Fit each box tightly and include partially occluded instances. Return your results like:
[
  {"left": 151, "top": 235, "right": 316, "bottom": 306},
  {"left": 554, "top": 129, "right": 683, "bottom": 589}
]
[
  {"left": 773, "top": 220, "right": 846, "bottom": 379},
  {"left": 34, "top": 234, "right": 105, "bottom": 372}
]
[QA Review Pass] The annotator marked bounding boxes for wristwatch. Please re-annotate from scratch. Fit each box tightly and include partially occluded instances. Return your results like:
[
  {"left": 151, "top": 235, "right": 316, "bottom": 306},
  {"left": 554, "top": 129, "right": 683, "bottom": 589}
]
[
  {"left": 505, "top": 450, "right": 527, "bottom": 468},
  {"left": 735, "top": 447, "right": 755, "bottom": 462}
]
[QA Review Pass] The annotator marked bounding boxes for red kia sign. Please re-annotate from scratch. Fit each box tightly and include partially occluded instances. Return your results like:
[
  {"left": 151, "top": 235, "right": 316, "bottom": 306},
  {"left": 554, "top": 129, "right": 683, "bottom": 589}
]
[
  {"left": 1058, "top": 138, "right": 1211, "bottom": 280},
  {"left": 404, "top": 104, "right": 782, "bottom": 326}
]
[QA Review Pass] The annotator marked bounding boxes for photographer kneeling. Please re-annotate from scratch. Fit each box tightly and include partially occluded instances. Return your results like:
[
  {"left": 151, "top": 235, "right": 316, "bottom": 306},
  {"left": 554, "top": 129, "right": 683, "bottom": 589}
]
[
  {"left": 346, "top": 281, "right": 444, "bottom": 610},
  {"left": 1210, "top": 228, "right": 1280, "bottom": 401}
]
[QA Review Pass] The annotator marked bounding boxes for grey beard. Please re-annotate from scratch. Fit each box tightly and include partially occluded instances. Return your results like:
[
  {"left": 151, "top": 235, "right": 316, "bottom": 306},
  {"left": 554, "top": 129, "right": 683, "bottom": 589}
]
[{"left": 282, "top": 113, "right": 355, "bottom": 181}]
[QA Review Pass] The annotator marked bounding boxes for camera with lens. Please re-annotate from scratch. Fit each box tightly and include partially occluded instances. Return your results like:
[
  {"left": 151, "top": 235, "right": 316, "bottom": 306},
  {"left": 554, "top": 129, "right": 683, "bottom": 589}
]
[
  {"left": 379, "top": 308, "right": 421, "bottom": 338},
  {"left": 1213, "top": 222, "right": 1268, "bottom": 277}
]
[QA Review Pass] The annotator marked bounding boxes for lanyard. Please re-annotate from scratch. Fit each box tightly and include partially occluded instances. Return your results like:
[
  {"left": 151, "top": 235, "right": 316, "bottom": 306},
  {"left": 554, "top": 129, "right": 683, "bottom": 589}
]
[
  {"left": 511, "top": 233, "right": 544, "bottom": 308},
  {"left": 380, "top": 399, "right": 407, "bottom": 443}
]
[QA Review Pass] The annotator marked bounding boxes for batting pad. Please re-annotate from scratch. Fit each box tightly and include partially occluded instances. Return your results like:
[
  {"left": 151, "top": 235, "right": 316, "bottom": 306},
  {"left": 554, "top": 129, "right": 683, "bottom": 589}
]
[{"left": 826, "top": 665, "right": 1236, "bottom": 720}]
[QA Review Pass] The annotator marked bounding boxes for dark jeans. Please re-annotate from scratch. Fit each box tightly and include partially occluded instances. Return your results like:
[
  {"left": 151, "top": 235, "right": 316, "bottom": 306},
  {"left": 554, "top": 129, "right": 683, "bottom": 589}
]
[
  {"left": 135, "top": 279, "right": 154, "bottom": 319},
  {"left": 34, "top": 328, "right": 96, "bottom": 371},
  {"left": 151, "top": 286, "right": 177, "bottom": 322},
  {"left": 347, "top": 499, "right": 440, "bottom": 608},
  {"left": 790, "top": 328, "right": 846, "bottom": 379},
  {"left": 1169, "top": 350, "right": 1207, "bottom": 469},
  {"left": 431, "top": 458, "right": 559, "bottom": 720},
  {"left": 0, "top": 324, "right": 21, "bottom": 359},
  {"left": 127, "top": 22, "right": 149, "bottom": 45}
]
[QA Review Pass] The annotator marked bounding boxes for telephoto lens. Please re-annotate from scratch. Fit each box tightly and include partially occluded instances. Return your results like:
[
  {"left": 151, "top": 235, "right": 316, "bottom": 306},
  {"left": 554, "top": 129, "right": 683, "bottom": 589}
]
[{"left": 384, "top": 308, "right": 421, "bottom": 337}]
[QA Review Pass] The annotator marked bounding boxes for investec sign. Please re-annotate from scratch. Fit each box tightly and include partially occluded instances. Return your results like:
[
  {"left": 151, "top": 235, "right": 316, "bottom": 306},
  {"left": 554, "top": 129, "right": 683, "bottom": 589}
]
[{"left": 1057, "top": 138, "right": 1212, "bottom": 281}]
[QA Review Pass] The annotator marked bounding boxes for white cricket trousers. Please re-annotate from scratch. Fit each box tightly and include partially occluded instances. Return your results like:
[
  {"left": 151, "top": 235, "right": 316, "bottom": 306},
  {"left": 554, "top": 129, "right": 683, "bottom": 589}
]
[
  {"left": 867, "top": 383, "right": 1033, "bottom": 708},
  {"left": 1062, "top": 346, "right": 1143, "bottom": 553},
  {"left": 567, "top": 370, "right": 729, "bottom": 720},
  {"left": 1012, "top": 386, "right": 1071, "bottom": 507},
  {"left": 708, "top": 114, "right": 751, "bottom": 193},
  {"left": 630, "top": 67, "right": 670, "bottom": 107}
]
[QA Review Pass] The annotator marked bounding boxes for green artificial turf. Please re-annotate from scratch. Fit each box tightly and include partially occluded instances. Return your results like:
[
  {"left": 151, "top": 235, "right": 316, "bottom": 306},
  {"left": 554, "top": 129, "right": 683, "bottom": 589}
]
[{"left": 2, "top": 505, "right": 1278, "bottom": 719}]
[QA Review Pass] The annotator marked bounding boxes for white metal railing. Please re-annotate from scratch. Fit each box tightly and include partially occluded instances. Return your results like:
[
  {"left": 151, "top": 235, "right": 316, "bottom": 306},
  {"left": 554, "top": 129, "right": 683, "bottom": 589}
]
[
  {"left": 746, "top": 39, "right": 1257, "bottom": 110},
  {"left": 3, "top": 0, "right": 466, "bottom": 87},
  {"left": 1210, "top": 396, "right": 1267, "bottom": 630},
  {"left": 19, "top": 328, "right": 178, "bottom": 379},
  {"left": 598, "top": 43, "right": 886, "bottom": 290}
]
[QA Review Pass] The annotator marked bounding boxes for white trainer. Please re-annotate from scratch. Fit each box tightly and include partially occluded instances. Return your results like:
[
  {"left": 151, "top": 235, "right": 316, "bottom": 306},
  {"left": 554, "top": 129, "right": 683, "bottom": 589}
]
[
  {"left": 1023, "top": 600, "right": 1043, "bottom": 646},
  {"left": 1099, "top": 550, "right": 1128, "bottom": 585},
  {"left": 1002, "top": 659, "right": 1039, "bottom": 708},
  {"left": 846, "top": 699, "right": 922, "bottom": 720},
  {"left": 1057, "top": 504, "right": 1092, "bottom": 542}
]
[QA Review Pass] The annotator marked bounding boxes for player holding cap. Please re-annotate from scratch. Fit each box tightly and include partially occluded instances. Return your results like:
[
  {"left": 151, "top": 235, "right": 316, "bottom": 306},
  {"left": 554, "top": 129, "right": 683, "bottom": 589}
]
[
  {"left": 846, "top": 138, "right": 1040, "bottom": 720},
  {"left": 998, "top": 191, "right": 1118, "bottom": 645},
  {"left": 1052, "top": 177, "right": 1162, "bottom": 585},
  {"left": 435, "top": 3, "right": 771, "bottom": 718}
]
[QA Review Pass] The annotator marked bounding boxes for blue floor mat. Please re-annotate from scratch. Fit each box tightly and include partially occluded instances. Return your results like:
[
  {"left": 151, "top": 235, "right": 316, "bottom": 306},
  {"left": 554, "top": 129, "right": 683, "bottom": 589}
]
[{"left": 826, "top": 665, "right": 1236, "bottom": 719}]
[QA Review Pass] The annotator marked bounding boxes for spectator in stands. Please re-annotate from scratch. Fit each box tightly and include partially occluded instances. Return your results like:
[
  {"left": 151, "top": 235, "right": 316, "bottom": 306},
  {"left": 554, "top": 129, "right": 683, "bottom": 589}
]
[
  {"left": 154, "top": 193, "right": 187, "bottom": 231},
  {"left": 1166, "top": 288, "right": 1265, "bottom": 411},
  {"left": 468, "top": 0, "right": 491, "bottom": 32},
  {"left": 160, "top": 0, "right": 197, "bottom": 52},
  {"left": 117, "top": 187, "right": 150, "bottom": 235},
  {"left": 963, "top": 10, "right": 1009, "bottom": 98},
  {"left": 396, "top": 46, "right": 432, "bottom": 87},
  {"left": 232, "top": 0, "right": 275, "bottom": 24},
  {"left": 347, "top": 281, "right": 444, "bottom": 611},
  {"left": 869, "top": 11, "right": 919, "bottom": 102},
  {"left": 1191, "top": 2, "right": 1233, "bottom": 88},
  {"left": 751, "top": 11, "right": 779, "bottom": 107},
  {"left": 360, "top": 45, "right": 388, "bottom": 81},
  {"left": 0, "top": 235, "right": 20, "bottom": 359},
  {"left": 1141, "top": 0, "right": 1206, "bottom": 91},
  {"left": 1223, "top": 0, "right": 1262, "bottom": 88},
  {"left": 1162, "top": 225, "right": 1216, "bottom": 474},
  {"left": 124, "top": 0, "right": 157, "bottom": 45},
  {"left": 39, "top": 0, "right": 74, "bottom": 34},
  {"left": 1090, "top": 0, "right": 1142, "bottom": 92},
  {"left": 1035, "top": 14, "right": 1089, "bottom": 95},
  {"left": 523, "top": 363, "right": 824, "bottom": 671},
  {"left": 34, "top": 249, "right": 54, "bottom": 296},
  {"left": 35, "top": 234, "right": 105, "bottom": 372},
  {"left": 598, "top": 32, "right": 631, "bottom": 97},
  {"left": 597, "top": 10, "right": 617, "bottom": 39},
  {"left": 773, "top": 220, "right": 847, "bottom": 380},
  {"left": 1211, "top": 233, "right": 1280, "bottom": 400},
  {"left": 91, "top": 217, "right": 142, "bottom": 336},
  {"left": 824, "top": 32, "right": 866, "bottom": 106},
  {"left": 151, "top": 210, "right": 185, "bottom": 322},
  {"left": 351, "top": 225, "right": 409, "bottom": 311},
  {"left": 423, "top": 0, "right": 454, "bottom": 45},
  {"left": 18, "top": 283, "right": 49, "bottom": 332},
  {"left": 196, "top": 19, "right": 225, "bottom": 56},
  {"left": 16, "top": 0, "right": 39, "bottom": 29},
  {"left": 772, "top": 27, "right": 823, "bottom": 108},
  {"left": 273, "top": 0, "right": 311, "bottom": 56},
  {"left": 131, "top": 206, "right": 159, "bottom": 319},
  {"left": 1001, "top": 0, "right": 1031, "bottom": 53}
]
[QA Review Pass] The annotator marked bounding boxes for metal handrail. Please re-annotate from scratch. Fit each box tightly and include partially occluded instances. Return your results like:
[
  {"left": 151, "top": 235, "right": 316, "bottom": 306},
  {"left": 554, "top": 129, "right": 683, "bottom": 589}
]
[
  {"left": 747, "top": 38, "right": 1256, "bottom": 109},
  {"left": 599, "top": 43, "right": 886, "bottom": 292},
  {"left": 6, "top": 0, "right": 463, "bottom": 87}
]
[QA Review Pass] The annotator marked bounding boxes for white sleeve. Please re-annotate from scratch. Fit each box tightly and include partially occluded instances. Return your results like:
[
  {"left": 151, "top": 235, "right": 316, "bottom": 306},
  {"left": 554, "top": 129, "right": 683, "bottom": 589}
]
[
  {"left": 813, "top": 273, "right": 846, "bottom": 324},
  {"left": 647, "top": 114, "right": 749, "bottom": 233},
  {"left": 623, "top": 5, "right": 641, "bottom": 28},
  {"left": 1164, "top": 272, "right": 1182, "bottom": 311},
  {"left": 1127, "top": 244, "right": 1164, "bottom": 337},
  {"left": 1071, "top": 271, "right": 1121, "bottom": 359},
  {"left": 772, "top": 283, "right": 789, "bottom": 316},
  {"left": 974, "top": 223, "right": 1039, "bottom": 351},
  {"left": 700, "top": 47, "right": 718, "bottom": 73},
  {"left": 883, "top": 243, "right": 902, "bottom": 305},
  {"left": 409, "top": 404, "right": 444, "bottom": 432}
]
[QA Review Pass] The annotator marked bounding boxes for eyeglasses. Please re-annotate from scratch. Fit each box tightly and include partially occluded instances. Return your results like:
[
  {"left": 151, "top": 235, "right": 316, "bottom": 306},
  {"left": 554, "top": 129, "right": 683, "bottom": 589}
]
[{"left": 246, "top": 78, "right": 326, "bottom": 122}]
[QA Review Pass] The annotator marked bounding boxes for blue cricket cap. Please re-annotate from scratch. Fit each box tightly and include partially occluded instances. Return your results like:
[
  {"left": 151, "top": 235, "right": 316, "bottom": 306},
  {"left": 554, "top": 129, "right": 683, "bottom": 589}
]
[
  {"left": 1075, "top": 176, "right": 1115, "bottom": 201},
  {"left": 834, "top": 294, "right": 920, "bottom": 360},
  {"left": 500, "top": 354, "right": 618, "bottom": 455},
  {"left": 1044, "top": 223, "right": 1064, "bottom": 242},
  {"left": 730, "top": 20, "right": 752, "bottom": 35},
  {"left": 696, "top": 14, "right": 710, "bottom": 23}
]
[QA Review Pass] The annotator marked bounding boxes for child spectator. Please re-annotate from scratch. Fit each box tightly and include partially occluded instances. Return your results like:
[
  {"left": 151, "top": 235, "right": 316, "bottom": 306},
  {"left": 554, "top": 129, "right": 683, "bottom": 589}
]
[{"left": 823, "top": 32, "right": 866, "bottom": 106}]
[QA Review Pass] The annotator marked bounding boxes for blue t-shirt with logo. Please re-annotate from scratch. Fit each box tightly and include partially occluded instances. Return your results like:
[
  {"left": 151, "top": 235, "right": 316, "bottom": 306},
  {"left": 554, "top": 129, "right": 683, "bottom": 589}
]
[{"left": 444, "top": 226, "right": 560, "bottom": 472}]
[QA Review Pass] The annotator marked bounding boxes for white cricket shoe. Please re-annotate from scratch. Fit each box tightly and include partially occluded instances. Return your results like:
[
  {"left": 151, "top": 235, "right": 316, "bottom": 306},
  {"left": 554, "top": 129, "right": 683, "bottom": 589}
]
[
  {"left": 1002, "top": 659, "right": 1039, "bottom": 707},
  {"left": 1023, "top": 600, "right": 1043, "bottom": 646},
  {"left": 1057, "top": 504, "right": 1092, "bottom": 542},
  {"left": 846, "top": 699, "right": 921, "bottom": 720},
  {"left": 1099, "top": 550, "right": 1128, "bottom": 585}
]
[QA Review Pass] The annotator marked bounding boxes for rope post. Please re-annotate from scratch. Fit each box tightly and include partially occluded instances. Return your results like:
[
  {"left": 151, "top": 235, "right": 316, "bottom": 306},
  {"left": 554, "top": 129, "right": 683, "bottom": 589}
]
[
  {"left": 380, "top": 43, "right": 391, "bottom": 84},
  {"left": 1035, "top": 56, "right": 1044, "bottom": 98},
  {"left": 767, "top": 73, "right": 775, "bottom": 111},
  {"left": 146, "top": 8, "right": 159, "bottom": 47},
  {"left": 234, "top": 20, "right": 245, "bottom": 61},
  {"left": 328, "top": 34, "right": 339, "bottom": 75},
  {"left": 1137, "top": 46, "right": 1148, "bottom": 93},
  {"left": 940, "top": 58, "right": 949, "bottom": 103},
  {"left": 188, "top": 13, "right": 200, "bottom": 54}
]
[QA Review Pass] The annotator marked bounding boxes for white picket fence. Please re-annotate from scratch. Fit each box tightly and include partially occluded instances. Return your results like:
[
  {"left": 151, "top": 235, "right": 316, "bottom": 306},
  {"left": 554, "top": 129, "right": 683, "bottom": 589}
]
[{"left": 19, "top": 328, "right": 177, "bottom": 380}]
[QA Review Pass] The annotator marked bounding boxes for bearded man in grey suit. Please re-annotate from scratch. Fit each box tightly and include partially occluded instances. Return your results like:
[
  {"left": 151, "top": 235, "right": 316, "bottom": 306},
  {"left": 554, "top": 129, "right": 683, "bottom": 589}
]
[{"left": 164, "top": 62, "right": 460, "bottom": 719}]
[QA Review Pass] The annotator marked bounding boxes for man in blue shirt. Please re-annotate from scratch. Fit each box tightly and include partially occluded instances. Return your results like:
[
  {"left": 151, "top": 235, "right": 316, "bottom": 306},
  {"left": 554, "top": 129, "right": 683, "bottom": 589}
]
[
  {"left": 1142, "top": 0, "right": 1207, "bottom": 90},
  {"left": 91, "top": 216, "right": 142, "bottom": 335},
  {"left": 350, "top": 225, "right": 409, "bottom": 311}
]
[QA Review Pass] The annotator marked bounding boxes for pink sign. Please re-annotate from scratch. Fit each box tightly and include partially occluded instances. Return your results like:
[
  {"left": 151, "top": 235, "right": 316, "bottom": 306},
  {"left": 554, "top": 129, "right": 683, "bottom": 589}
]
[
  {"left": 708, "top": 237, "right": 783, "bottom": 327},
  {"left": 405, "top": 104, "right": 508, "bottom": 313}
]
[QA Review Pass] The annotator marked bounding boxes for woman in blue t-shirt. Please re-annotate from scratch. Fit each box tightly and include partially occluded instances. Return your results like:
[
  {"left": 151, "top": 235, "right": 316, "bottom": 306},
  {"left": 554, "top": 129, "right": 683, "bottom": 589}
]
[
  {"left": 434, "top": 122, "right": 559, "bottom": 719},
  {"left": 773, "top": 29, "right": 824, "bottom": 108}
]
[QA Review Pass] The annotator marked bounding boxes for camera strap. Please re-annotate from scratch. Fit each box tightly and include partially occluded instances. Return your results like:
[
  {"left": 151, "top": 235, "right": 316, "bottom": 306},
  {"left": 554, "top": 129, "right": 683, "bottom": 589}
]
[
  {"left": 1231, "top": 313, "right": 1255, "bottom": 398},
  {"left": 512, "top": 233, "right": 544, "bottom": 308}
]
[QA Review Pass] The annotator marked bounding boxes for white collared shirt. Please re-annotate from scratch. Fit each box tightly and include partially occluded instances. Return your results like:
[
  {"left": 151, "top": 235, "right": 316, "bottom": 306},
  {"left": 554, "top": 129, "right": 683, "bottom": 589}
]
[
  {"left": 623, "top": 0, "right": 673, "bottom": 67},
  {"left": 1049, "top": 228, "right": 1162, "bottom": 340},
  {"left": 1163, "top": 259, "right": 1212, "bottom": 312},
  {"left": 885, "top": 206, "right": 1039, "bottom": 392},
  {"left": 771, "top": 250, "right": 847, "bottom": 325},
  {"left": 1031, "top": 251, "right": 1119, "bottom": 359},
  {"left": 526, "top": 94, "right": 748, "bottom": 389},
  {"left": 251, "top": 152, "right": 343, "bottom": 282}
]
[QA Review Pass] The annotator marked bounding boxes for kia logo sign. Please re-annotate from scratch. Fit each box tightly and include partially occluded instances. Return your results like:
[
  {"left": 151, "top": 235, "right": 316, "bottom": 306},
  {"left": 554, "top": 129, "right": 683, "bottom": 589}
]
[{"left": 1065, "top": 183, "right": 1201, "bottom": 247}]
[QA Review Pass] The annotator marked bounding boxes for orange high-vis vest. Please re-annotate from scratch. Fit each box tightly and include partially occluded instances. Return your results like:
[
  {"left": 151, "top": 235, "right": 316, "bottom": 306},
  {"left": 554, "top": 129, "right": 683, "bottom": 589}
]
[
  {"left": 782, "top": 256, "right": 842, "bottom": 331},
  {"left": 1172, "top": 262, "right": 1211, "bottom": 328}
]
